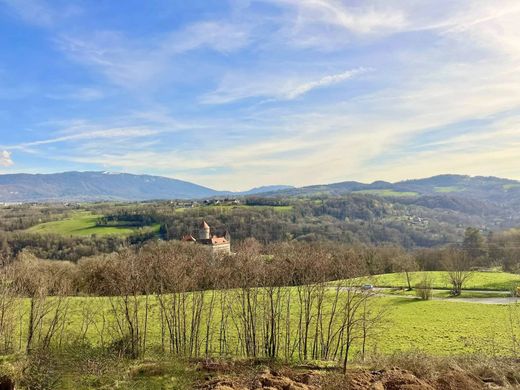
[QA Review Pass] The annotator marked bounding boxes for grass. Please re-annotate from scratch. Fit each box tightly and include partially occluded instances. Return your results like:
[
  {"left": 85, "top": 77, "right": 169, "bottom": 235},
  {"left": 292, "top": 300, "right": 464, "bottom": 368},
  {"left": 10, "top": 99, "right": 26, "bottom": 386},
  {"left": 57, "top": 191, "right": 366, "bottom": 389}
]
[
  {"left": 353, "top": 189, "right": 418, "bottom": 198},
  {"left": 9, "top": 289, "right": 519, "bottom": 359},
  {"left": 504, "top": 184, "right": 520, "bottom": 190},
  {"left": 434, "top": 186, "right": 463, "bottom": 193},
  {"left": 360, "top": 271, "right": 520, "bottom": 291},
  {"left": 376, "top": 297, "right": 513, "bottom": 355},
  {"left": 26, "top": 211, "right": 160, "bottom": 237},
  {"left": 176, "top": 204, "right": 294, "bottom": 213},
  {"left": 380, "top": 288, "right": 510, "bottom": 299}
]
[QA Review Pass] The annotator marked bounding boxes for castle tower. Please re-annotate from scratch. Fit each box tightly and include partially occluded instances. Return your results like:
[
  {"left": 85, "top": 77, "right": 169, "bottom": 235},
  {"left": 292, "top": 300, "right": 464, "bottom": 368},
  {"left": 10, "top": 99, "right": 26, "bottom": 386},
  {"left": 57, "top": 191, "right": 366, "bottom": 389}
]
[{"left": 199, "top": 220, "right": 210, "bottom": 240}]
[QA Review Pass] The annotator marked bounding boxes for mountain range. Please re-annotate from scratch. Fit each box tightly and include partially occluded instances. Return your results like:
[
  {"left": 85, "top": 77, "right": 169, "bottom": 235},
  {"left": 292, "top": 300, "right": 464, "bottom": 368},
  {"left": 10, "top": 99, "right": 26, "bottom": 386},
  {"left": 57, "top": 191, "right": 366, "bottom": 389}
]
[
  {"left": 0, "top": 171, "right": 293, "bottom": 202},
  {"left": 1, "top": 171, "right": 520, "bottom": 204}
]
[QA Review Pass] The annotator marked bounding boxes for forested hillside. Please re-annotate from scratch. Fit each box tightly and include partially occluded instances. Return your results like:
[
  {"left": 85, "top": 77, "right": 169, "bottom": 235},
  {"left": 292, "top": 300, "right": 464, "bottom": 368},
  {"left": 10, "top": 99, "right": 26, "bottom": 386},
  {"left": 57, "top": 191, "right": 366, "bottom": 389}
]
[{"left": 2, "top": 190, "right": 520, "bottom": 263}]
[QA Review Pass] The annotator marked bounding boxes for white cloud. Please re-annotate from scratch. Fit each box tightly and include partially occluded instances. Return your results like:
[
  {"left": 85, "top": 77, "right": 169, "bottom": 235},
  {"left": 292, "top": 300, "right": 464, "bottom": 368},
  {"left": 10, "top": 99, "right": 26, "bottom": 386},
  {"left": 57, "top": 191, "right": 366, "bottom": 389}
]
[
  {"left": 56, "top": 20, "right": 251, "bottom": 88},
  {"left": 0, "top": 150, "right": 13, "bottom": 167},
  {"left": 1, "top": 0, "right": 81, "bottom": 27},
  {"left": 166, "top": 21, "right": 251, "bottom": 54},
  {"left": 202, "top": 67, "right": 367, "bottom": 104}
]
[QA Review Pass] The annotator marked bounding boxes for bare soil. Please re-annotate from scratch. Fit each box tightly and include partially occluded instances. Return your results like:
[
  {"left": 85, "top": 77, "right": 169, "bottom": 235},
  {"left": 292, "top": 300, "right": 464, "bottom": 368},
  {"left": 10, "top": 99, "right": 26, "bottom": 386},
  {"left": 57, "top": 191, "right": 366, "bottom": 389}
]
[{"left": 196, "top": 363, "right": 507, "bottom": 390}]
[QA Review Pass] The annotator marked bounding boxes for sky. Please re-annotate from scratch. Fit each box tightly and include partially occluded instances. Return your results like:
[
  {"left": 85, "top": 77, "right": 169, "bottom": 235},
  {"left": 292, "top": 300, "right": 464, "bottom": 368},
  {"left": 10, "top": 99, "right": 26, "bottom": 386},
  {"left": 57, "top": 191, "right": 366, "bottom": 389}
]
[{"left": 1, "top": 0, "right": 520, "bottom": 191}]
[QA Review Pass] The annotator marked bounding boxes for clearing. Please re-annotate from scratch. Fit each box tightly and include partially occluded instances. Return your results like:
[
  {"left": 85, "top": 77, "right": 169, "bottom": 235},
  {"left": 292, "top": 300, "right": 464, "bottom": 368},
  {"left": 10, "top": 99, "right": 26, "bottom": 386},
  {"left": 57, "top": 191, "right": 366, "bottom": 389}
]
[
  {"left": 26, "top": 211, "right": 160, "bottom": 237},
  {"left": 353, "top": 189, "right": 418, "bottom": 197}
]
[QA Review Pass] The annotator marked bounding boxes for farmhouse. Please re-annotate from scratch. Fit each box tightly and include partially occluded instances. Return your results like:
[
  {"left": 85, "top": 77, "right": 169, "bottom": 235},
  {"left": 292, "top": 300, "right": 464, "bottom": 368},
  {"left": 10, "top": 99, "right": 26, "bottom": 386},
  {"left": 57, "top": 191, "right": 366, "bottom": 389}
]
[{"left": 181, "top": 220, "right": 231, "bottom": 254}]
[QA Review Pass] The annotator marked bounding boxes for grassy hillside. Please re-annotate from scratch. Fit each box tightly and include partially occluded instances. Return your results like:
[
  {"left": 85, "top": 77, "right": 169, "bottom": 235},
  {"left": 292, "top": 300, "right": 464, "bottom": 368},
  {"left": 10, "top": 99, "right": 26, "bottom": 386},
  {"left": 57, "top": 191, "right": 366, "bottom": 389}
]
[
  {"left": 361, "top": 271, "right": 520, "bottom": 291},
  {"left": 353, "top": 189, "right": 418, "bottom": 197},
  {"left": 26, "top": 211, "right": 160, "bottom": 237}
]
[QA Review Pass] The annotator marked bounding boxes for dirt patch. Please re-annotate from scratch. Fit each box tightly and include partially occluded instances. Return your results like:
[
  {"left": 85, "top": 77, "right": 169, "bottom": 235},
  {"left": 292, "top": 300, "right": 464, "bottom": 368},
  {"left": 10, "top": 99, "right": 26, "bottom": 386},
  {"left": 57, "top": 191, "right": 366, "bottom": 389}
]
[
  {"left": 344, "top": 367, "right": 489, "bottom": 390},
  {"left": 197, "top": 363, "right": 501, "bottom": 390},
  {"left": 198, "top": 368, "right": 321, "bottom": 389},
  {"left": 345, "top": 368, "right": 435, "bottom": 390},
  {"left": 434, "top": 369, "right": 486, "bottom": 390}
]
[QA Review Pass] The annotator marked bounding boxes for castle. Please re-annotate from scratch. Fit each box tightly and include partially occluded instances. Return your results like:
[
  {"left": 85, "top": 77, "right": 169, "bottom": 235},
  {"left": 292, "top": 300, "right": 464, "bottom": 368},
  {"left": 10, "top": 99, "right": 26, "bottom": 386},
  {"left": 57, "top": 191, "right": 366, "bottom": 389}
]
[{"left": 181, "top": 221, "right": 231, "bottom": 254}]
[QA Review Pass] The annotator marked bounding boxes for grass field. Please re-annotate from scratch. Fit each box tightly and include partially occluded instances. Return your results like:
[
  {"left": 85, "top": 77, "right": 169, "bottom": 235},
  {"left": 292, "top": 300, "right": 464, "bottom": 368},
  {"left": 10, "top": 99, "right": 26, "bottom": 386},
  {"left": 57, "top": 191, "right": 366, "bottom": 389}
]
[
  {"left": 378, "top": 296, "right": 513, "bottom": 355},
  {"left": 434, "top": 186, "right": 463, "bottom": 193},
  {"left": 353, "top": 189, "right": 418, "bottom": 198},
  {"left": 360, "top": 271, "right": 520, "bottom": 291},
  {"left": 381, "top": 288, "right": 510, "bottom": 299},
  {"left": 26, "top": 211, "right": 160, "bottom": 237},
  {"left": 10, "top": 289, "right": 518, "bottom": 358},
  {"left": 175, "top": 204, "right": 294, "bottom": 213}
]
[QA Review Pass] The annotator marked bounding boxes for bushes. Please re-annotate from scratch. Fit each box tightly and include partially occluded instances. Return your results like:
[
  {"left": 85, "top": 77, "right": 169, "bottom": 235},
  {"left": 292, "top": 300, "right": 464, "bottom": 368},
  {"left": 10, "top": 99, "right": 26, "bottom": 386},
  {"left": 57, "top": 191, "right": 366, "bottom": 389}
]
[{"left": 415, "top": 276, "right": 433, "bottom": 300}]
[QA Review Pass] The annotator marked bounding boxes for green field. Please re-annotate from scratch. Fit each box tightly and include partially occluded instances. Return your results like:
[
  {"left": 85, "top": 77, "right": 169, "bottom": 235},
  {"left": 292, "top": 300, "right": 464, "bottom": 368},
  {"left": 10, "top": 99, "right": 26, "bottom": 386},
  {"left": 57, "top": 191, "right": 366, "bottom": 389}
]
[
  {"left": 175, "top": 204, "right": 294, "bottom": 213},
  {"left": 504, "top": 183, "right": 520, "bottom": 190},
  {"left": 378, "top": 296, "right": 514, "bottom": 355},
  {"left": 434, "top": 186, "right": 463, "bottom": 193},
  {"left": 11, "top": 292, "right": 518, "bottom": 357},
  {"left": 361, "top": 271, "right": 520, "bottom": 291},
  {"left": 353, "top": 189, "right": 418, "bottom": 198},
  {"left": 5, "top": 292, "right": 517, "bottom": 390},
  {"left": 26, "top": 212, "right": 160, "bottom": 237}
]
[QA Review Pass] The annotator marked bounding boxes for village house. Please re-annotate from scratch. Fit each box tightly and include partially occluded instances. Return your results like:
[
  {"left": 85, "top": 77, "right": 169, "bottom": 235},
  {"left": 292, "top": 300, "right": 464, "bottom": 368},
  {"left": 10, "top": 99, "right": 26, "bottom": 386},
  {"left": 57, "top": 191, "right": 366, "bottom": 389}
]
[{"left": 181, "top": 220, "right": 231, "bottom": 254}]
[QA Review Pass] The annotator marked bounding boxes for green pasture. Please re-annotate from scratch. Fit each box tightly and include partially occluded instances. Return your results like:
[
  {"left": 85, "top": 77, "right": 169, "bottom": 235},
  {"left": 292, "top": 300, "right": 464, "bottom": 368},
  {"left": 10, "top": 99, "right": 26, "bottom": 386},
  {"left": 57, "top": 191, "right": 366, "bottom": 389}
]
[
  {"left": 434, "top": 186, "right": 463, "bottom": 193},
  {"left": 353, "top": 189, "right": 418, "bottom": 198},
  {"left": 26, "top": 211, "right": 160, "bottom": 237},
  {"left": 361, "top": 271, "right": 520, "bottom": 291},
  {"left": 175, "top": 204, "right": 294, "bottom": 213},
  {"left": 381, "top": 288, "right": 510, "bottom": 299},
  {"left": 8, "top": 289, "right": 519, "bottom": 359}
]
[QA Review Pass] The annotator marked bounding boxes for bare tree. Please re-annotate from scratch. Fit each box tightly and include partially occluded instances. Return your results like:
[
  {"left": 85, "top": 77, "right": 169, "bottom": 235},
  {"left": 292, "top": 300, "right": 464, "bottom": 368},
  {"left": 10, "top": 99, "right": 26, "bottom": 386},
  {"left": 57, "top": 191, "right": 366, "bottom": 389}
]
[{"left": 443, "top": 248, "right": 473, "bottom": 296}]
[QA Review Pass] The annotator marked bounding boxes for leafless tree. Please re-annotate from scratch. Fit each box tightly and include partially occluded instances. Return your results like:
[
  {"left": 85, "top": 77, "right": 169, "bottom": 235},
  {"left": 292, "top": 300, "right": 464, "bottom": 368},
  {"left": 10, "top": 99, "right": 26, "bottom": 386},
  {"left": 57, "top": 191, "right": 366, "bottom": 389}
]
[{"left": 443, "top": 248, "right": 473, "bottom": 296}]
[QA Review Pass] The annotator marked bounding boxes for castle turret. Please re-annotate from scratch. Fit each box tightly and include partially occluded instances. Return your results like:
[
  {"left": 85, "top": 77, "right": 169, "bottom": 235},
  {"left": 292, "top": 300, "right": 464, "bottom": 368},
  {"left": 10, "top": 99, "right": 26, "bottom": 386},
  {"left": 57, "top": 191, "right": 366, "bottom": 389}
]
[{"left": 199, "top": 220, "right": 210, "bottom": 240}]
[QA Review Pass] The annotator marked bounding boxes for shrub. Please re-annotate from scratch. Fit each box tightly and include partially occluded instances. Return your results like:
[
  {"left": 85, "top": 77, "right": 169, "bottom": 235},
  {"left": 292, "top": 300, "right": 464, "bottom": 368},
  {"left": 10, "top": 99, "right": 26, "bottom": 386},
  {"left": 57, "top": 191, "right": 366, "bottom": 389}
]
[{"left": 415, "top": 276, "right": 433, "bottom": 300}]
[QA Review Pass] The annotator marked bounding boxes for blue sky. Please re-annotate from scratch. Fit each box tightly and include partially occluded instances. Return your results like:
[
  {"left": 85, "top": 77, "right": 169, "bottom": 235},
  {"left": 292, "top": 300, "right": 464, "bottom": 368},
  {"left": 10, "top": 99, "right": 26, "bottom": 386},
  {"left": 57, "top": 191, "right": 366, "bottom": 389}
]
[{"left": 1, "top": 0, "right": 520, "bottom": 190}]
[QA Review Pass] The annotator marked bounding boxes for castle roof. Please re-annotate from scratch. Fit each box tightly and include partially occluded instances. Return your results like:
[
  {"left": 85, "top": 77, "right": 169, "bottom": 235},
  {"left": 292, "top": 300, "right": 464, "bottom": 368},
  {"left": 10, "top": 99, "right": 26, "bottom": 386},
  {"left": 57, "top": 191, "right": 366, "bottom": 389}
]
[
  {"left": 181, "top": 234, "right": 197, "bottom": 242},
  {"left": 200, "top": 220, "right": 210, "bottom": 229},
  {"left": 211, "top": 236, "right": 229, "bottom": 245}
]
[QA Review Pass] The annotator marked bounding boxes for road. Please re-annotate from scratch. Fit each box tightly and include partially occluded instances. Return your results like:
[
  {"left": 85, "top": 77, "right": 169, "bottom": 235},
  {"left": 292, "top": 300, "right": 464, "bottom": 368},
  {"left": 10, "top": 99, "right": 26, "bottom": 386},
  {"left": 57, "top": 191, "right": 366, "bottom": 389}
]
[{"left": 376, "top": 289, "right": 519, "bottom": 305}]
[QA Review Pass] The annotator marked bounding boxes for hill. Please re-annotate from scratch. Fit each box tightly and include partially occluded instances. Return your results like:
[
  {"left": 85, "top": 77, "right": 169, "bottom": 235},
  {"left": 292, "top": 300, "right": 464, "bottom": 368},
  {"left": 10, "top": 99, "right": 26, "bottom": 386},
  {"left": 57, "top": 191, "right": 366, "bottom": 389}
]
[
  {"left": 276, "top": 174, "right": 520, "bottom": 202},
  {"left": 0, "top": 171, "right": 223, "bottom": 202},
  {"left": 1, "top": 171, "right": 520, "bottom": 207}
]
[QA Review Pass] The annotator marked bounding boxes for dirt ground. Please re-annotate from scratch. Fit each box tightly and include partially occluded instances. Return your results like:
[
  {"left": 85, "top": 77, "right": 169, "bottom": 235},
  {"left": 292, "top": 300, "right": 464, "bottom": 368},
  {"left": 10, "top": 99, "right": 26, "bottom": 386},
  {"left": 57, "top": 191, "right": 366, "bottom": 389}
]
[{"left": 196, "top": 363, "right": 506, "bottom": 390}]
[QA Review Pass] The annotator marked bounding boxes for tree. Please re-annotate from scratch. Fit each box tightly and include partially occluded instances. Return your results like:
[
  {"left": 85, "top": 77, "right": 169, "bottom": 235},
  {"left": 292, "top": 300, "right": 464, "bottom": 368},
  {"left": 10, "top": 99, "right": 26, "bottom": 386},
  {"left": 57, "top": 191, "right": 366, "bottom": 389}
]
[
  {"left": 463, "top": 227, "right": 487, "bottom": 264},
  {"left": 443, "top": 248, "right": 472, "bottom": 296},
  {"left": 0, "top": 233, "right": 11, "bottom": 267},
  {"left": 392, "top": 254, "right": 418, "bottom": 290}
]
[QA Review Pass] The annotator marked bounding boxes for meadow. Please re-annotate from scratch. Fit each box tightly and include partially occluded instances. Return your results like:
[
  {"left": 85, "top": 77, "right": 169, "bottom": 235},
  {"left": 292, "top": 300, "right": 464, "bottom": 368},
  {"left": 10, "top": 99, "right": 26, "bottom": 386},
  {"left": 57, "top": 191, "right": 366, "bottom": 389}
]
[
  {"left": 8, "top": 288, "right": 517, "bottom": 358},
  {"left": 352, "top": 189, "right": 418, "bottom": 197},
  {"left": 26, "top": 211, "right": 160, "bottom": 237},
  {"left": 174, "top": 204, "right": 294, "bottom": 213},
  {"left": 362, "top": 271, "right": 520, "bottom": 291}
]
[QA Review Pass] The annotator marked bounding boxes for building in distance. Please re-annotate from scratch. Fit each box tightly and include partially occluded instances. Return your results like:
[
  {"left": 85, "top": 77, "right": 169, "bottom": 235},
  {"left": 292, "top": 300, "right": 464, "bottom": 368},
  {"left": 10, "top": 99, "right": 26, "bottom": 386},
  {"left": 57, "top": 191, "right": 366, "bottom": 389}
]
[{"left": 181, "top": 220, "right": 231, "bottom": 254}]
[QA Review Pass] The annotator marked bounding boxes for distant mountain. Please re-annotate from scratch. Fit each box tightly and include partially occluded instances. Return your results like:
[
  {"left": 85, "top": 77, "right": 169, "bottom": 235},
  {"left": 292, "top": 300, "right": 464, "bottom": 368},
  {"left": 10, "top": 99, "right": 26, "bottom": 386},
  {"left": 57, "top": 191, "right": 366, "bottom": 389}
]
[
  {"left": 272, "top": 174, "right": 520, "bottom": 203},
  {"left": 1, "top": 171, "right": 520, "bottom": 204},
  {"left": 238, "top": 185, "right": 294, "bottom": 196},
  {"left": 0, "top": 171, "right": 222, "bottom": 202},
  {"left": 0, "top": 171, "right": 295, "bottom": 202}
]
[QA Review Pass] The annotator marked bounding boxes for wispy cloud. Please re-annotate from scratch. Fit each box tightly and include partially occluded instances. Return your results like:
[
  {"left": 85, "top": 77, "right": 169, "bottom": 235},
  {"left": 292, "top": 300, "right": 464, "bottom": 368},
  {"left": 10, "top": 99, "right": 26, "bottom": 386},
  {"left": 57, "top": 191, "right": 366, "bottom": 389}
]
[
  {"left": 45, "top": 87, "right": 105, "bottom": 101},
  {"left": 1, "top": 0, "right": 81, "bottom": 27},
  {"left": 55, "top": 19, "right": 252, "bottom": 88},
  {"left": 202, "top": 67, "right": 368, "bottom": 104},
  {"left": 3, "top": 127, "right": 161, "bottom": 151}
]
